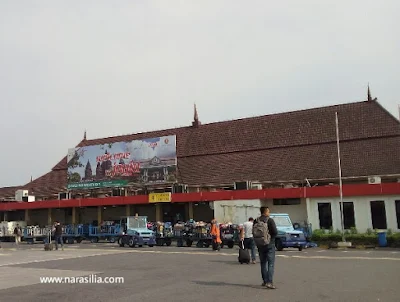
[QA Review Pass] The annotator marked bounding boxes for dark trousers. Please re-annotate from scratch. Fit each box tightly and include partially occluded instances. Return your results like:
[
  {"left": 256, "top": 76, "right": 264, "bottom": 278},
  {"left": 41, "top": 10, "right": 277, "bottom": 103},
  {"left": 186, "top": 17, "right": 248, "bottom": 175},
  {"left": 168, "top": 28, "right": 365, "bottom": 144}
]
[
  {"left": 243, "top": 238, "right": 256, "bottom": 261},
  {"left": 258, "top": 243, "right": 275, "bottom": 284},
  {"left": 54, "top": 235, "right": 63, "bottom": 250}
]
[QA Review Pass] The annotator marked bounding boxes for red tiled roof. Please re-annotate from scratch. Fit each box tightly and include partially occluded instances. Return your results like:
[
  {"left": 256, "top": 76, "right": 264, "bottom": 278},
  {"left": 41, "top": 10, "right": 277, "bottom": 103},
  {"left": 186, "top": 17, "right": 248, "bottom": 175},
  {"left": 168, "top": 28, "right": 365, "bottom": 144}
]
[
  {"left": 0, "top": 186, "right": 21, "bottom": 200},
  {"left": 2, "top": 99, "right": 399, "bottom": 198}
]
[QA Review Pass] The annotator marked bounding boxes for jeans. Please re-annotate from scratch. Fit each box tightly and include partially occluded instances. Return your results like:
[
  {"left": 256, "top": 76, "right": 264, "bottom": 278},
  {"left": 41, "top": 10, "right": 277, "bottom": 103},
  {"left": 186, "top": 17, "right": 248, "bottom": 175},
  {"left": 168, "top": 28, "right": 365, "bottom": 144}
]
[
  {"left": 244, "top": 238, "right": 256, "bottom": 261},
  {"left": 258, "top": 243, "right": 276, "bottom": 284},
  {"left": 54, "top": 235, "right": 63, "bottom": 250},
  {"left": 15, "top": 235, "right": 21, "bottom": 245}
]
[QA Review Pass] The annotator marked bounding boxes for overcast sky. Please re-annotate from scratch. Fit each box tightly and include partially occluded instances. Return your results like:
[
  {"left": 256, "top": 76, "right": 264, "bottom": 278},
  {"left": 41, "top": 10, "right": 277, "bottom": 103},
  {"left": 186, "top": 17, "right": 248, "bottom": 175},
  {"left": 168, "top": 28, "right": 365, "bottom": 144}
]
[{"left": 0, "top": 0, "right": 399, "bottom": 187}]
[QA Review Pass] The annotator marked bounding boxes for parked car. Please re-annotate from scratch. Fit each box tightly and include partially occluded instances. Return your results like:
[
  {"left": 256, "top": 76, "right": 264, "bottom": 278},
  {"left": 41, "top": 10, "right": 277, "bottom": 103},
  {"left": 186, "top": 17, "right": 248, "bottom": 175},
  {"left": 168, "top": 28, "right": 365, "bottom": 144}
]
[
  {"left": 270, "top": 213, "right": 307, "bottom": 251},
  {"left": 118, "top": 216, "right": 156, "bottom": 248}
]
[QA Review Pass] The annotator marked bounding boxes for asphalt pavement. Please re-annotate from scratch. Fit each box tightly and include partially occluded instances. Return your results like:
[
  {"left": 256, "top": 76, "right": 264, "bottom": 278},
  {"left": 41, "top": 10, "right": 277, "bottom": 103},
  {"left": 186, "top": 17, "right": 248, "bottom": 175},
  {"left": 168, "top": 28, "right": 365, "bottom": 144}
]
[{"left": 0, "top": 242, "right": 399, "bottom": 302}]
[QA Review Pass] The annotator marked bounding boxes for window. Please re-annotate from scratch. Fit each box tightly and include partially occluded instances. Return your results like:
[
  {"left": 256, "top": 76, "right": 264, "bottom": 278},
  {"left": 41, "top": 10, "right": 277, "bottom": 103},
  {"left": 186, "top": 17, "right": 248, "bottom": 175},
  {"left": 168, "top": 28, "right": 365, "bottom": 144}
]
[
  {"left": 270, "top": 216, "right": 292, "bottom": 227},
  {"left": 318, "top": 203, "right": 332, "bottom": 229},
  {"left": 273, "top": 198, "right": 301, "bottom": 205},
  {"left": 395, "top": 200, "right": 400, "bottom": 229},
  {"left": 370, "top": 201, "right": 387, "bottom": 229},
  {"left": 342, "top": 202, "right": 355, "bottom": 229}
]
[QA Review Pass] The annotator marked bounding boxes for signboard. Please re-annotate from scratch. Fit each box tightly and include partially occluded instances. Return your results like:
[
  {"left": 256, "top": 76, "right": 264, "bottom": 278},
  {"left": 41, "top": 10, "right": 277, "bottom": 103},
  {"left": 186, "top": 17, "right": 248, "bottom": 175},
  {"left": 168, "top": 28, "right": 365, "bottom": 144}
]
[
  {"left": 67, "top": 135, "right": 177, "bottom": 189},
  {"left": 148, "top": 192, "right": 172, "bottom": 203}
]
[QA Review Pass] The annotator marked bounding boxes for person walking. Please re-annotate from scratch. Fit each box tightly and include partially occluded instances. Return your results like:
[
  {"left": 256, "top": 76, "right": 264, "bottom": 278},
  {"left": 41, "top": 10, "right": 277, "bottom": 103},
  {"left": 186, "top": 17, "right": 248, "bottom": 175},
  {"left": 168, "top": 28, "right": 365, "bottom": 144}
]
[
  {"left": 14, "top": 224, "right": 22, "bottom": 245},
  {"left": 242, "top": 217, "right": 256, "bottom": 264},
  {"left": 210, "top": 219, "right": 222, "bottom": 251},
  {"left": 252, "top": 206, "right": 278, "bottom": 289},
  {"left": 52, "top": 221, "right": 64, "bottom": 251}
]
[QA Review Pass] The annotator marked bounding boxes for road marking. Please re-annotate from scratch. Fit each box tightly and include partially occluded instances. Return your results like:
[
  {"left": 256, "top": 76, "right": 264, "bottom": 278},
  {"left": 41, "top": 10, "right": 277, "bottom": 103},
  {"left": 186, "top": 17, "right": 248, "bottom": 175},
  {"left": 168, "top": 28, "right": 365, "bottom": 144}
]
[
  {"left": 285, "top": 255, "right": 400, "bottom": 261},
  {"left": 0, "top": 250, "right": 131, "bottom": 268},
  {"left": 121, "top": 249, "right": 400, "bottom": 261}
]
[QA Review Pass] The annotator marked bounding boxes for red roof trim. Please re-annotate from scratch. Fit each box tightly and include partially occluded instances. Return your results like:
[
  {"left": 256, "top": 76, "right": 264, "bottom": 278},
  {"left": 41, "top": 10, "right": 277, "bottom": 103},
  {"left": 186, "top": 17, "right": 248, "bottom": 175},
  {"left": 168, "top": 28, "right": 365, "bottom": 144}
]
[{"left": 0, "top": 183, "right": 399, "bottom": 211}]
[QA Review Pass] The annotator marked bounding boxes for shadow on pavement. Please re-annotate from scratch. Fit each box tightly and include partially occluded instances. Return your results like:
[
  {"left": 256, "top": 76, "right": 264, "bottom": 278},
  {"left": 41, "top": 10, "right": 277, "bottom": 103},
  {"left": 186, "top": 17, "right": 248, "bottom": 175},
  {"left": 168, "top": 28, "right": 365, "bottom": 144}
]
[
  {"left": 208, "top": 260, "right": 241, "bottom": 265},
  {"left": 194, "top": 280, "right": 263, "bottom": 289}
]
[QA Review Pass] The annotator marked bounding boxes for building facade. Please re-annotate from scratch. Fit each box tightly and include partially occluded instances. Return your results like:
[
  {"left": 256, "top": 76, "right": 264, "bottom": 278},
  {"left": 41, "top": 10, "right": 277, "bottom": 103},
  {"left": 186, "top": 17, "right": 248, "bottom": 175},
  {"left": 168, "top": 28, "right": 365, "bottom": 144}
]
[{"left": 0, "top": 94, "right": 399, "bottom": 232}]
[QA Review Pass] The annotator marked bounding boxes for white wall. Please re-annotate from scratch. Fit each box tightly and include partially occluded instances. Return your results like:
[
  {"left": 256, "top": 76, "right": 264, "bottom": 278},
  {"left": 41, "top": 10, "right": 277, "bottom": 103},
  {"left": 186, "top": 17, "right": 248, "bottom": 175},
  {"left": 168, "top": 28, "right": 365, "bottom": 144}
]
[
  {"left": 213, "top": 198, "right": 308, "bottom": 225},
  {"left": 307, "top": 195, "right": 400, "bottom": 233},
  {"left": 214, "top": 199, "right": 262, "bottom": 224},
  {"left": 262, "top": 199, "right": 308, "bottom": 225}
]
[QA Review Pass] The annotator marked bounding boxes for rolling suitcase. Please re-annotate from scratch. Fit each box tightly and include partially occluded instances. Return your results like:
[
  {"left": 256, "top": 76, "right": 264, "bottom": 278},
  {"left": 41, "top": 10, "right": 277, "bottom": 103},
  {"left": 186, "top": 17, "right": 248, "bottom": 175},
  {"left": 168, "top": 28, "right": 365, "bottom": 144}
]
[
  {"left": 44, "top": 228, "right": 54, "bottom": 251},
  {"left": 238, "top": 240, "right": 250, "bottom": 264}
]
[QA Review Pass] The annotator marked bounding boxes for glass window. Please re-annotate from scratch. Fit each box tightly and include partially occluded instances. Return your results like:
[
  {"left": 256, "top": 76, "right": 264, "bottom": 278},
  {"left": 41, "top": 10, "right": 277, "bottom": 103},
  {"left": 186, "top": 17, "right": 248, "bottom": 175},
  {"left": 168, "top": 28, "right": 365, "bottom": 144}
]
[
  {"left": 370, "top": 201, "right": 387, "bottom": 229},
  {"left": 318, "top": 203, "right": 332, "bottom": 229},
  {"left": 342, "top": 202, "right": 355, "bottom": 229},
  {"left": 395, "top": 200, "right": 400, "bottom": 229}
]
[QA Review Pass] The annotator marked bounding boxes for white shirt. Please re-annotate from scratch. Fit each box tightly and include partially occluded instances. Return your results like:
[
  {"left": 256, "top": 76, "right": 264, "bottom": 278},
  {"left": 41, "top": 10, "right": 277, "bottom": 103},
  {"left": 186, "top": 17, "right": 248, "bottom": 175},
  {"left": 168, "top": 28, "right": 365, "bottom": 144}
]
[{"left": 243, "top": 221, "right": 253, "bottom": 238}]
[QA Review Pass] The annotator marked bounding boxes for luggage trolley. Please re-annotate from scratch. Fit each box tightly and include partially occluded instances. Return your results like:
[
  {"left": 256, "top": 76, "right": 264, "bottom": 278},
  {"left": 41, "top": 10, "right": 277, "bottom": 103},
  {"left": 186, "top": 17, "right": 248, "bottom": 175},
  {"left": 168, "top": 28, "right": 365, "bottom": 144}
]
[
  {"left": 194, "top": 222, "right": 212, "bottom": 248},
  {"left": 153, "top": 221, "right": 173, "bottom": 246},
  {"left": 220, "top": 223, "right": 238, "bottom": 249},
  {"left": 23, "top": 226, "right": 49, "bottom": 244}
]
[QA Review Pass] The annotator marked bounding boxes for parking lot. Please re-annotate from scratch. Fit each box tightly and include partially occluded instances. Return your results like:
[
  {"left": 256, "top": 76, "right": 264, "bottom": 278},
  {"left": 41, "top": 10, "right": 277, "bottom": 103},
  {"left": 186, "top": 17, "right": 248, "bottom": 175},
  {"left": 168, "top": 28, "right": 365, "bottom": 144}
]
[{"left": 0, "top": 242, "right": 399, "bottom": 302}]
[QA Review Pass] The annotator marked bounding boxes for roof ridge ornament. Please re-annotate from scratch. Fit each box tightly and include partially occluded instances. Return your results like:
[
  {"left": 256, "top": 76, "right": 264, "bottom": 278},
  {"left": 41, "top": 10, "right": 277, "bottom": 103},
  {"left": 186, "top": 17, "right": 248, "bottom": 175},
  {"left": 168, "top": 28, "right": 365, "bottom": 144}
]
[
  {"left": 367, "top": 83, "right": 377, "bottom": 102},
  {"left": 192, "top": 103, "right": 201, "bottom": 127}
]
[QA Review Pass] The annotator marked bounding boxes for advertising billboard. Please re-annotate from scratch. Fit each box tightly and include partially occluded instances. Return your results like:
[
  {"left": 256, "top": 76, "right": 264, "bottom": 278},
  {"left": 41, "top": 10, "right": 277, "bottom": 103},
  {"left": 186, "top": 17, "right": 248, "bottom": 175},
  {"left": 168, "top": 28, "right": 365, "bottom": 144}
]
[{"left": 67, "top": 135, "right": 177, "bottom": 189}]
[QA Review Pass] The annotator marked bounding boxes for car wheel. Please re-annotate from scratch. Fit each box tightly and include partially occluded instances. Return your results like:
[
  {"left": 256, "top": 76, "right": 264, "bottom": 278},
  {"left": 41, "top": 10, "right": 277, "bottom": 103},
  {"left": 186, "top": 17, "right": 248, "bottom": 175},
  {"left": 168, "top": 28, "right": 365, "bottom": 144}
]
[
  {"left": 275, "top": 239, "right": 284, "bottom": 251},
  {"left": 128, "top": 237, "right": 135, "bottom": 248},
  {"left": 298, "top": 246, "right": 303, "bottom": 251}
]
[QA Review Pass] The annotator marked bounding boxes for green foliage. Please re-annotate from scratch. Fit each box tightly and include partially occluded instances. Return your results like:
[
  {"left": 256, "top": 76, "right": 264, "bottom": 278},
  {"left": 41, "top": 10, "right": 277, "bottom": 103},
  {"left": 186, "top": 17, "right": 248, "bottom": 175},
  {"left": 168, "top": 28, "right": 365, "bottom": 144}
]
[
  {"left": 350, "top": 227, "right": 358, "bottom": 234},
  {"left": 311, "top": 229, "right": 400, "bottom": 247}
]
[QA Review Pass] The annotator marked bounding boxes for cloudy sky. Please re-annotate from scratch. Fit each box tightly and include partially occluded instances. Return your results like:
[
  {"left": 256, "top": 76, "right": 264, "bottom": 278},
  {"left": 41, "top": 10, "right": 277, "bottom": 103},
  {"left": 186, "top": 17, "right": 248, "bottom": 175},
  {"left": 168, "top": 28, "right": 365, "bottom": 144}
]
[{"left": 0, "top": 0, "right": 399, "bottom": 187}]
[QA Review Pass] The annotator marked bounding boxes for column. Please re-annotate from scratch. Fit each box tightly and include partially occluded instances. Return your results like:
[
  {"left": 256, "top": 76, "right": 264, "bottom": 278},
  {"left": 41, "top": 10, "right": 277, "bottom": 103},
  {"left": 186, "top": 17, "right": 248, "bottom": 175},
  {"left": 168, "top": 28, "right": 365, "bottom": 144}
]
[
  {"left": 72, "top": 207, "right": 76, "bottom": 224},
  {"left": 155, "top": 204, "right": 162, "bottom": 222},
  {"left": 97, "top": 206, "right": 102, "bottom": 223},
  {"left": 25, "top": 209, "right": 30, "bottom": 224},
  {"left": 126, "top": 204, "right": 130, "bottom": 216},
  {"left": 188, "top": 203, "right": 194, "bottom": 220},
  {"left": 47, "top": 208, "right": 52, "bottom": 225}
]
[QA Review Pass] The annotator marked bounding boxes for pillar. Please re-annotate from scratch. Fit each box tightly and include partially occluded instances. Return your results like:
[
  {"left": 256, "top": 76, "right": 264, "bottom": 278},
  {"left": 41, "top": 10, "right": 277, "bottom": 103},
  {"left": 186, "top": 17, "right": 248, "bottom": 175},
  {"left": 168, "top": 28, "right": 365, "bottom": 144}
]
[
  {"left": 25, "top": 209, "right": 30, "bottom": 224},
  {"left": 72, "top": 207, "right": 76, "bottom": 224},
  {"left": 47, "top": 208, "right": 52, "bottom": 225},
  {"left": 155, "top": 204, "right": 162, "bottom": 222},
  {"left": 97, "top": 206, "right": 102, "bottom": 223},
  {"left": 188, "top": 202, "right": 194, "bottom": 220},
  {"left": 126, "top": 204, "right": 130, "bottom": 216}
]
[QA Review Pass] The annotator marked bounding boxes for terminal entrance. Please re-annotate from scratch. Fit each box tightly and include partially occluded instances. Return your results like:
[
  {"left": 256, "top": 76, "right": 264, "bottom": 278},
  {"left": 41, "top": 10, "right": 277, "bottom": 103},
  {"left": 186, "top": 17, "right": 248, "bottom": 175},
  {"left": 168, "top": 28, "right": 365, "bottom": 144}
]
[{"left": 162, "top": 203, "right": 186, "bottom": 223}]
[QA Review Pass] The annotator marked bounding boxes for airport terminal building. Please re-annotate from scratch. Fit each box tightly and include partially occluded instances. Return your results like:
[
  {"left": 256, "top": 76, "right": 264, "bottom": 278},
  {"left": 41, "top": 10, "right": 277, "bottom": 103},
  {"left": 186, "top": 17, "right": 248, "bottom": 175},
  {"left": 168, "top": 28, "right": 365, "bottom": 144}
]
[{"left": 1, "top": 92, "right": 399, "bottom": 233}]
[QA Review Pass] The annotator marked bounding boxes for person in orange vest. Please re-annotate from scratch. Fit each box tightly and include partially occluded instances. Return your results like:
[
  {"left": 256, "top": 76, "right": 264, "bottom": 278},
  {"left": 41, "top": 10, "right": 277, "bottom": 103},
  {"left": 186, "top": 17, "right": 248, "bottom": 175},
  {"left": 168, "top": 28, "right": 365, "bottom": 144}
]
[{"left": 210, "top": 218, "right": 222, "bottom": 251}]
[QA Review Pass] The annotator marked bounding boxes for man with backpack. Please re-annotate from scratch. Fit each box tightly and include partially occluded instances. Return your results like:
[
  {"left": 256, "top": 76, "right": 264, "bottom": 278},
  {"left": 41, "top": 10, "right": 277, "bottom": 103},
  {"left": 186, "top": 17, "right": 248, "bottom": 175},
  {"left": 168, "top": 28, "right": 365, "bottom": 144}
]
[{"left": 252, "top": 206, "right": 278, "bottom": 289}]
